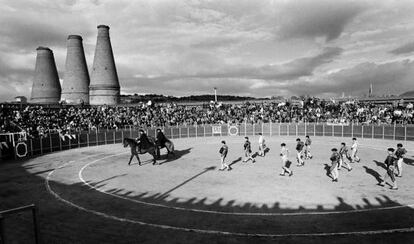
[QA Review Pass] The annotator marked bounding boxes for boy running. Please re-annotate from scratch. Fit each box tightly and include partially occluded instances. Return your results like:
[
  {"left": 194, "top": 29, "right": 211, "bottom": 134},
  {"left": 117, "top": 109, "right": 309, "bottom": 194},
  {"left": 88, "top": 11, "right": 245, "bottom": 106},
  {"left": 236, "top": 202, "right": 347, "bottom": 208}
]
[
  {"left": 350, "top": 138, "right": 360, "bottom": 163},
  {"left": 279, "top": 143, "right": 293, "bottom": 176},
  {"left": 243, "top": 137, "right": 255, "bottom": 163},
  {"left": 258, "top": 133, "right": 266, "bottom": 157},
  {"left": 338, "top": 142, "right": 352, "bottom": 171},
  {"left": 395, "top": 143, "right": 407, "bottom": 177},
  {"left": 219, "top": 140, "right": 231, "bottom": 171},
  {"left": 304, "top": 135, "right": 313, "bottom": 159},
  {"left": 379, "top": 148, "right": 398, "bottom": 190},
  {"left": 296, "top": 138, "right": 305, "bottom": 166},
  {"left": 330, "top": 148, "right": 340, "bottom": 182}
]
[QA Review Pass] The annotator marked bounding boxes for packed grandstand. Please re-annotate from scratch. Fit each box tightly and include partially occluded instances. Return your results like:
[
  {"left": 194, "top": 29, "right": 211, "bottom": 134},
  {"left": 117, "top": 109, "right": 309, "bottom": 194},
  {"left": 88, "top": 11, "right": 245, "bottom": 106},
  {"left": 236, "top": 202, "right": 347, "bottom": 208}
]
[{"left": 1, "top": 97, "right": 413, "bottom": 138}]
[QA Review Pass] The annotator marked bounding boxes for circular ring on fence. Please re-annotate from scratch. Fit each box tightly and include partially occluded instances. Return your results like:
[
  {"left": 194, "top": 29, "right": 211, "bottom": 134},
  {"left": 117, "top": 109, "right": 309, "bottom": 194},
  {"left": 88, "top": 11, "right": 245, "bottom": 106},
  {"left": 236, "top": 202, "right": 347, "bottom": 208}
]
[
  {"left": 228, "top": 126, "right": 238, "bottom": 136},
  {"left": 15, "top": 142, "right": 27, "bottom": 158}
]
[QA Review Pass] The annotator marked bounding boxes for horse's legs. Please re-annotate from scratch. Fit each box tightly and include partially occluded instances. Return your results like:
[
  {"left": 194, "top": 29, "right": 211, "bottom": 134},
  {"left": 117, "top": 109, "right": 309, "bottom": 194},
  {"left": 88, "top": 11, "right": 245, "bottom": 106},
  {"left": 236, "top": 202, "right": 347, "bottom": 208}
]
[
  {"left": 128, "top": 155, "right": 134, "bottom": 166},
  {"left": 135, "top": 154, "right": 141, "bottom": 166},
  {"left": 156, "top": 146, "right": 161, "bottom": 159},
  {"left": 152, "top": 151, "right": 157, "bottom": 165}
]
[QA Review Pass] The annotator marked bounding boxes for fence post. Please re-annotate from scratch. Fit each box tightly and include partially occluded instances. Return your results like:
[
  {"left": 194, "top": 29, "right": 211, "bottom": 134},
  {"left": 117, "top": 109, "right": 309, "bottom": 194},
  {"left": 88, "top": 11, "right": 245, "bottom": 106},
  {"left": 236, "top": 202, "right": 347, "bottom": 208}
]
[
  {"left": 296, "top": 124, "right": 298, "bottom": 136},
  {"left": 188, "top": 126, "right": 190, "bottom": 138},
  {"left": 278, "top": 123, "right": 281, "bottom": 136},
  {"left": 322, "top": 124, "right": 325, "bottom": 137},
  {"left": 40, "top": 137, "right": 43, "bottom": 155},
  {"left": 104, "top": 132, "right": 107, "bottom": 145},
  {"left": 49, "top": 134, "right": 53, "bottom": 152},
  {"left": 253, "top": 123, "right": 255, "bottom": 136},
  {"left": 113, "top": 131, "right": 116, "bottom": 144},
  {"left": 372, "top": 126, "right": 374, "bottom": 139},
  {"left": 304, "top": 122, "right": 307, "bottom": 136},
  {"left": 32, "top": 206, "right": 40, "bottom": 244},
  {"left": 314, "top": 123, "right": 316, "bottom": 137},
  {"left": 0, "top": 214, "right": 6, "bottom": 244},
  {"left": 332, "top": 125, "right": 334, "bottom": 137},
  {"left": 96, "top": 130, "right": 98, "bottom": 146},
  {"left": 405, "top": 126, "right": 407, "bottom": 142},
  {"left": 244, "top": 122, "right": 247, "bottom": 137},
  {"left": 362, "top": 126, "right": 364, "bottom": 139},
  {"left": 87, "top": 133, "right": 90, "bottom": 147},
  {"left": 195, "top": 126, "right": 198, "bottom": 138},
  {"left": 121, "top": 130, "right": 124, "bottom": 141},
  {"left": 351, "top": 123, "right": 354, "bottom": 138},
  {"left": 204, "top": 125, "right": 206, "bottom": 137},
  {"left": 342, "top": 125, "right": 344, "bottom": 137},
  {"left": 59, "top": 135, "right": 62, "bottom": 151},
  {"left": 68, "top": 135, "right": 72, "bottom": 149},
  {"left": 393, "top": 123, "right": 396, "bottom": 141},
  {"left": 270, "top": 121, "right": 272, "bottom": 136},
  {"left": 382, "top": 126, "right": 385, "bottom": 140},
  {"left": 30, "top": 139, "right": 33, "bottom": 156},
  {"left": 261, "top": 123, "right": 264, "bottom": 135},
  {"left": 171, "top": 127, "right": 174, "bottom": 139},
  {"left": 287, "top": 124, "right": 289, "bottom": 136}
]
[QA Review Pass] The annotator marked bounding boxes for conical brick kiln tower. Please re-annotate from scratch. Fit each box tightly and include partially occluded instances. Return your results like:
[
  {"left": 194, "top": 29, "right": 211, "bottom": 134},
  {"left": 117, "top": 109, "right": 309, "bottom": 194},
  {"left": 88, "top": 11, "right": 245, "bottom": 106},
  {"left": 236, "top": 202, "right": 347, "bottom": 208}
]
[
  {"left": 89, "top": 25, "right": 120, "bottom": 105},
  {"left": 61, "top": 35, "right": 90, "bottom": 104},
  {"left": 30, "top": 47, "right": 61, "bottom": 104}
]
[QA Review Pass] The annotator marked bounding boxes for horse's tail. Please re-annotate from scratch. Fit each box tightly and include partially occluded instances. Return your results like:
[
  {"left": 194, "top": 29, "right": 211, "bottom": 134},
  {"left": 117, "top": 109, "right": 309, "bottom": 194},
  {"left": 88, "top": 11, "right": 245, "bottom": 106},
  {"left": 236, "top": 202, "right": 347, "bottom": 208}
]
[{"left": 167, "top": 140, "right": 174, "bottom": 153}]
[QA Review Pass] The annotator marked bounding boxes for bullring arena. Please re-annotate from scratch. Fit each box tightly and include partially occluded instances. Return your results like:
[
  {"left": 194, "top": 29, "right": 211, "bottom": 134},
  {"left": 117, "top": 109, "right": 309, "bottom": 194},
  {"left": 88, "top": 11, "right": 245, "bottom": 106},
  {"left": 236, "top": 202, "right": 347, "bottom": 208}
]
[{"left": 1, "top": 123, "right": 414, "bottom": 243}]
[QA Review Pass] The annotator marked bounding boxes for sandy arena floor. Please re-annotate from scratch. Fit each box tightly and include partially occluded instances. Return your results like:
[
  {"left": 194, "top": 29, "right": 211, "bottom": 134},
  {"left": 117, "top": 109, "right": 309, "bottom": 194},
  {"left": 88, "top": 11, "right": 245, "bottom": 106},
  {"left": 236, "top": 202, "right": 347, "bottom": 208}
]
[{"left": 19, "top": 135, "right": 414, "bottom": 238}]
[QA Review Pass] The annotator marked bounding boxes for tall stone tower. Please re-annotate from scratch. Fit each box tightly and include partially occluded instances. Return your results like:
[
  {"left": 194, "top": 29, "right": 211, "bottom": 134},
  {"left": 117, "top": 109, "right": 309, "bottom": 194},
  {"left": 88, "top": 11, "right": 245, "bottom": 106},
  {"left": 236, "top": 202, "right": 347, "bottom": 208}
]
[
  {"left": 89, "top": 25, "right": 120, "bottom": 105},
  {"left": 61, "top": 35, "right": 90, "bottom": 104},
  {"left": 30, "top": 47, "right": 61, "bottom": 104}
]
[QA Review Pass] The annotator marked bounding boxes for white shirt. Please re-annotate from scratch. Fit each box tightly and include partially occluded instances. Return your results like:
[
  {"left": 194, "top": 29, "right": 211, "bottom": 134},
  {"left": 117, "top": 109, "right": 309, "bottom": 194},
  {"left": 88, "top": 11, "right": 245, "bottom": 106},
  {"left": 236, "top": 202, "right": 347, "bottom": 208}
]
[
  {"left": 351, "top": 141, "right": 358, "bottom": 151},
  {"left": 281, "top": 147, "right": 289, "bottom": 158},
  {"left": 259, "top": 136, "right": 264, "bottom": 145}
]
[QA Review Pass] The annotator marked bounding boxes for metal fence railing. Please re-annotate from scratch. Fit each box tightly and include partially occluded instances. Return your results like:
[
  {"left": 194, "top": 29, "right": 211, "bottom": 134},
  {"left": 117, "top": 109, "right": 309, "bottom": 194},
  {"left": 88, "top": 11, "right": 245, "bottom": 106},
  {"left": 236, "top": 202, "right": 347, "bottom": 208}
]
[
  {"left": 0, "top": 123, "right": 413, "bottom": 161},
  {"left": 0, "top": 204, "right": 39, "bottom": 244}
]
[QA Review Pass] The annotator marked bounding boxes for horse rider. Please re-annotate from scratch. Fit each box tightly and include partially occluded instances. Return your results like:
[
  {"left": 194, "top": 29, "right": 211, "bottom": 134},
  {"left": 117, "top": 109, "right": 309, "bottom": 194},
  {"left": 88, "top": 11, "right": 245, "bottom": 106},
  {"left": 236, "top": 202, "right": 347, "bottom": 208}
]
[
  {"left": 136, "top": 129, "right": 151, "bottom": 153},
  {"left": 155, "top": 129, "right": 168, "bottom": 157}
]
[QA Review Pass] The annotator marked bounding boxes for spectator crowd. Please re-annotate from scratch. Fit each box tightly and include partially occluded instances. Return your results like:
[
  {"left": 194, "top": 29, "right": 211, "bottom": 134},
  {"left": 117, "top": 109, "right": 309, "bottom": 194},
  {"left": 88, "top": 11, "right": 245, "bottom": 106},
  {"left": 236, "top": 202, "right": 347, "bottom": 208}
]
[{"left": 1, "top": 97, "right": 413, "bottom": 138}]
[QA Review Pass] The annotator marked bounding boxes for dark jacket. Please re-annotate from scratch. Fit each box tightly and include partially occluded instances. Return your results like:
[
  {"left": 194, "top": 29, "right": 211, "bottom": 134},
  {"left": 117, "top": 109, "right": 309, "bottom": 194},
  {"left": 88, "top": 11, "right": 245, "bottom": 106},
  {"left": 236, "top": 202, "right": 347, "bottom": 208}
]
[{"left": 156, "top": 131, "right": 168, "bottom": 146}]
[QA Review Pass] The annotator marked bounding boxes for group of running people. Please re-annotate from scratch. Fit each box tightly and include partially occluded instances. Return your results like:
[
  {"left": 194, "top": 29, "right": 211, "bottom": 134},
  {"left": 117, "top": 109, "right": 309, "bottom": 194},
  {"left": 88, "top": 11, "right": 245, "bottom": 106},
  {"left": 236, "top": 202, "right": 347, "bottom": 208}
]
[{"left": 218, "top": 134, "right": 408, "bottom": 190}]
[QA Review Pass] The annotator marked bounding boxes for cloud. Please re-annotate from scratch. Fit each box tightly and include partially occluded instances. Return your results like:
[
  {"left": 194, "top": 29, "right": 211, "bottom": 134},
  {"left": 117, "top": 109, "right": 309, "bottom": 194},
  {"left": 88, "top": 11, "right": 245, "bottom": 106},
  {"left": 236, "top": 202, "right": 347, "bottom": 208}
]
[
  {"left": 390, "top": 41, "right": 414, "bottom": 55},
  {"left": 285, "top": 59, "right": 414, "bottom": 96},
  {"left": 118, "top": 47, "right": 343, "bottom": 97},
  {"left": 277, "top": 0, "right": 367, "bottom": 41}
]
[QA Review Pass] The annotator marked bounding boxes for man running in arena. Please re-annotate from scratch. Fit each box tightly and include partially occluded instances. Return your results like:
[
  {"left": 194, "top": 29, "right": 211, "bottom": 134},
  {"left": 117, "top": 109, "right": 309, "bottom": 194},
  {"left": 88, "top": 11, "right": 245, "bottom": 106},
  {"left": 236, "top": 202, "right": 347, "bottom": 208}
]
[
  {"left": 379, "top": 148, "right": 398, "bottom": 190},
  {"left": 279, "top": 143, "right": 293, "bottom": 176},
  {"left": 304, "top": 135, "right": 313, "bottom": 159},
  {"left": 258, "top": 133, "right": 266, "bottom": 157},
  {"left": 350, "top": 138, "right": 360, "bottom": 163},
  {"left": 395, "top": 143, "right": 407, "bottom": 177},
  {"left": 296, "top": 138, "right": 305, "bottom": 166},
  {"left": 243, "top": 137, "right": 255, "bottom": 163},
  {"left": 338, "top": 142, "right": 352, "bottom": 171},
  {"left": 219, "top": 140, "right": 231, "bottom": 171},
  {"left": 330, "top": 148, "right": 340, "bottom": 182}
]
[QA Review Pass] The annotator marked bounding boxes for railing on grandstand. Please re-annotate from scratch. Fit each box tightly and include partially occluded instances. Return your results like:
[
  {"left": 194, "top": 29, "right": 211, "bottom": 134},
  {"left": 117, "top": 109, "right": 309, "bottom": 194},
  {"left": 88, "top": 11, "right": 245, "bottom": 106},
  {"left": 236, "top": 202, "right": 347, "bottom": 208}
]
[{"left": 0, "top": 122, "right": 413, "bottom": 160}]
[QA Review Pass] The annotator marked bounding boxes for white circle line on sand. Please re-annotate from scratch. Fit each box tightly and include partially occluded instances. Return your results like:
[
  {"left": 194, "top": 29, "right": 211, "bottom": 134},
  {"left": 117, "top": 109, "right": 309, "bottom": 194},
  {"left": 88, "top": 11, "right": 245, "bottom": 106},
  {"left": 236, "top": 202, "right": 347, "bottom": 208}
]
[
  {"left": 78, "top": 150, "right": 414, "bottom": 216},
  {"left": 46, "top": 153, "right": 414, "bottom": 237}
]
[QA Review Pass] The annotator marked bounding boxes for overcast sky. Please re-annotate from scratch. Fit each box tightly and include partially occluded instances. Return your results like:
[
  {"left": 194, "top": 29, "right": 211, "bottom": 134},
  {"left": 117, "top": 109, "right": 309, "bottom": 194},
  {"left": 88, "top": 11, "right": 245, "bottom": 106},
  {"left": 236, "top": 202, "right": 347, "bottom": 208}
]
[{"left": 1, "top": 0, "right": 414, "bottom": 101}]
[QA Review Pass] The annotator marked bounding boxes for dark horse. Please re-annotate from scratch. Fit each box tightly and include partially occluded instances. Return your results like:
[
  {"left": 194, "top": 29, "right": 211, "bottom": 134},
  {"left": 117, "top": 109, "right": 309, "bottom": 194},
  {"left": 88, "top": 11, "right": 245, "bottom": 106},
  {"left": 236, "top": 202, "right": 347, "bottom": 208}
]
[{"left": 123, "top": 137, "right": 157, "bottom": 166}]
